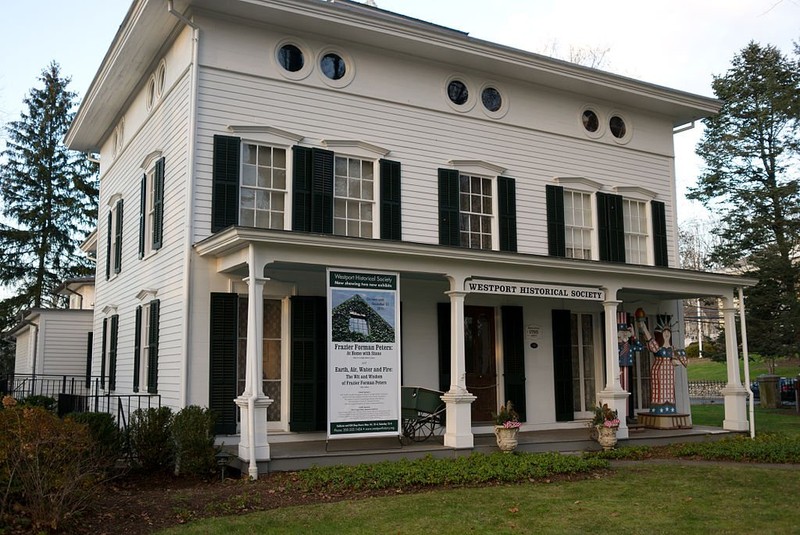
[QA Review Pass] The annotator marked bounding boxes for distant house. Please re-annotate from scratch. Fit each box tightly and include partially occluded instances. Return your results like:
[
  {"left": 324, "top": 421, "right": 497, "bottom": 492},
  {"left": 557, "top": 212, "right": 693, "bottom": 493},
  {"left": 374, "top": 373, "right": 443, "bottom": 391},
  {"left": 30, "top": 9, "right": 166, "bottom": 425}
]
[
  {"left": 7, "top": 278, "right": 95, "bottom": 395},
  {"left": 65, "top": 0, "right": 755, "bottom": 476}
]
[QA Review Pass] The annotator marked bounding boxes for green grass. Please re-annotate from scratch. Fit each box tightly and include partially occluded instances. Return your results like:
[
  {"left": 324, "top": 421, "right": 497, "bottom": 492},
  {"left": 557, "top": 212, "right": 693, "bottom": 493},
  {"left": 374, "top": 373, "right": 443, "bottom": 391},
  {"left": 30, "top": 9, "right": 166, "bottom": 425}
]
[
  {"left": 158, "top": 464, "right": 800, "bottom": 534},
  {"left": 691, "top": 403, "right": 800, "bottom": 436},
  {"left": 687, "top": 358, "right": 800, "bottom": 382}
]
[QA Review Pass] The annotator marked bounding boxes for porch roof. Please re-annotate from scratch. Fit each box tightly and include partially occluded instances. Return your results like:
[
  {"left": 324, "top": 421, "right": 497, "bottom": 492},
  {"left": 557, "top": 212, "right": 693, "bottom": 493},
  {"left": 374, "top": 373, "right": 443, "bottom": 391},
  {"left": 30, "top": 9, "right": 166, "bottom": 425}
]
[{"left": 194, "top": 228, "right": 757, "bottom": 301}]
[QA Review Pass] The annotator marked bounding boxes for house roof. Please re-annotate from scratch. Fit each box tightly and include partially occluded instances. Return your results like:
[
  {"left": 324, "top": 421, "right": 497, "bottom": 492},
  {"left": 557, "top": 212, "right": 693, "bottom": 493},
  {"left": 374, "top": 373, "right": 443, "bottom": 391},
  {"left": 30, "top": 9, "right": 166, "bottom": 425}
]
[
  {"left": 66, "top": 0, "right": 721, "bottom": 153},
  {"left": 53, "top": 277, "right": 96, "bottom": 297}
]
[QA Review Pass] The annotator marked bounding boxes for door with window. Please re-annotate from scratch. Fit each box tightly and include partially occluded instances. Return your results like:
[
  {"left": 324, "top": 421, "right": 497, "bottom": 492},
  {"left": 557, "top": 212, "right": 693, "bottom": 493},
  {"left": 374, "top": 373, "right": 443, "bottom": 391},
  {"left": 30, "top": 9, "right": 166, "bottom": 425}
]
[
  {"left": 571, "top": 313, "right": 597, "bottom": 418},
  {"left": 464, "top": 306, "right": 497, "bottom": 422}
]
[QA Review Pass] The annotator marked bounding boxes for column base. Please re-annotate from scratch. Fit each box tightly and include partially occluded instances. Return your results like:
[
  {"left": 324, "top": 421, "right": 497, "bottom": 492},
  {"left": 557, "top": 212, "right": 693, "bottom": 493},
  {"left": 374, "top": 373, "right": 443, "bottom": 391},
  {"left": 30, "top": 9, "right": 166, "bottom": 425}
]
[
  {"left": 441, "top": 390, "right": 476, "bottom": 449},
  {"left": 598, "top": 389, "right": 631, "bottom": 439},
  {"left": 235, "top": 395, "right": 274, "bottom": 477},
  {"left": 721, "top": 385, "right": 749, "bottom": 432}
]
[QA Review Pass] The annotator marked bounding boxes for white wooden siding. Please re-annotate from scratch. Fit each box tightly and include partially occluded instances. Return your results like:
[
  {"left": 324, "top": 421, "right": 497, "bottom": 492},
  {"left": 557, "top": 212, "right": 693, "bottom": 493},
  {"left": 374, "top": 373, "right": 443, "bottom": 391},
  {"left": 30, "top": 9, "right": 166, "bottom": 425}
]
[
  {"left": 38, "top": 311, "right": 92, "bottom": 376},
  {"left": 194, "top": 67, "right": 676, "bottom": 264},
  {"left": 91, "top": 62, "right": 192, "bottom": 409},
  {"left": 13, "top": 329, "right": 31, "bottom": 375}
]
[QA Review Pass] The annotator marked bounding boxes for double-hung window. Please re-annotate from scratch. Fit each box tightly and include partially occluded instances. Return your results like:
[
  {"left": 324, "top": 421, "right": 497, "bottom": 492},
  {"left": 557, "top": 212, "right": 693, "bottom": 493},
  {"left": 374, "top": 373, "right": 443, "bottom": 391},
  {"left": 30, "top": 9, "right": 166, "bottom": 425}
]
[
  {"left": 134, "top": 298, "right": 160, "bottom": 393},
  {"left": 438, "top": 161, "right": 516, "bottom": 252},
  {"left": 240, "top": 143, "right": 287, "bottom": 230},
  {"left": 459, "top": 174, "right": 493, "bottom": 250},
  {"left": 100, "top": 314, "right": 119, "bottom": 391},
  {"left": 622, "top": 199, "right": 649, "bottom": 265},
  {"left": 106, "top": 198, "right": 124, "bottom": 279},
  {"left": 334, "top": 156, "right": 375, "bottom": 238},
  {"left": 563, "top": 190, "right": 593, "bottom": 259},
  {"left": 139, "top": 154, "right": 164, "bottom": 257},
  {"left": 212, "top": 134, "right": 401, "bottom": 240}
]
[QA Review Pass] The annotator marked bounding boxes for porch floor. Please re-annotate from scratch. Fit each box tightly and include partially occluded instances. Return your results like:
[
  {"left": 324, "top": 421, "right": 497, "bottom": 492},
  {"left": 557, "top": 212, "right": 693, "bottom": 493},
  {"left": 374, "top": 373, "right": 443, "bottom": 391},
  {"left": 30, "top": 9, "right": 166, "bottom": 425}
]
[{"left": 230, "top": 425, "right": 738, "bottom": 473}]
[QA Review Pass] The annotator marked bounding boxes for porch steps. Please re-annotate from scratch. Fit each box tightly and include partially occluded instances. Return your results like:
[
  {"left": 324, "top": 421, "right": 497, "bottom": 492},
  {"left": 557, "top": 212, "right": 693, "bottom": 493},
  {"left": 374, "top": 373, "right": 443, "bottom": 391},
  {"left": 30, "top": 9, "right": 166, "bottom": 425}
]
[{"left": 228, "top": 425, "right": 736, "bottom": 473}]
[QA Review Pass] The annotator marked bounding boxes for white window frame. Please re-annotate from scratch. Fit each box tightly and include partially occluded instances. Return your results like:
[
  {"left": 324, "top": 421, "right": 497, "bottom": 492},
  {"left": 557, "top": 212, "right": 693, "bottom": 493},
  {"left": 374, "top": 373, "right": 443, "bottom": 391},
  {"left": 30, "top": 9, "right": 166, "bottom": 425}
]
[
  {"left": 333, "top": 154, "right": 377, "bottom": 238},
  {"left": 554, "top": 177, "right": 603, "bottom": 260},
  {"left": 138, "top": 302, "right": 152, "bottom": 392},
  {"left": 239, "top": 142, "right": 289, "bottom": 231},
  {"left": 458, "top": 172, "right": 495, "bottom": 250},
  {"left": 449, "top": 160, "right": 506, "bottom": 251},
  {"left": 622, "top": 198, "right": 650, "bottom": 265},
  {"left": 563, "top": 190, "right": 593, "bottom": 260},
  {"left": 107, "top": 194, "right": 123, "bottom": 278},
  {"left": 615, "top": 185, "right": 657, "bottom": 266}
]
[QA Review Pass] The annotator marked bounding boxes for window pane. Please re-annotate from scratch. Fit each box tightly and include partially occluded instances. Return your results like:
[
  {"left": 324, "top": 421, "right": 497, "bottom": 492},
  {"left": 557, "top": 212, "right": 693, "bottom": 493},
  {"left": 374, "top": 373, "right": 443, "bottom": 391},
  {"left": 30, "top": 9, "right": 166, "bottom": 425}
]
[
  {"left": 256, "top": 190, "right": 269, "bottom": 210},
  {"left": 361, "top": 222, "right": 372, "bottom": 238},
  {"left": 335, "top": 175, "right": 347, "bottom": 196},
  {"left": 272, "top": 193, "right": 285, "bottom": 211},
  {"left": 349, "top": 177, "right": 361, "bottom": 198},
  {"left": 273, "top": 148, "right": 286, "bottom": 169},
  {"left": 334, "top": 199, "right": 346, "bottom": 217},
  {"left": 334, "top": 219, "right": 346, "bottom": 235},
  {"left": 362, "top": 179, "right": 373, "bottom": 200},
  {"left": 255, "top": 211, "right": 270, "bottom": 228},
  {"left": 242, "top": 144, "right": 256, "bottom": 165},
  {"left": 335, "top": 157, "right": 347, "bottom": 176},
  {"left": 257, "top": 167, "right": 270, "bottom": 188},
  {"left": 241, "top": 165, "right": 256, "bottom": 186},
  {"left": 348, "top": 158, "right": 360, "bottom": 178},
  {"left": 271, "top": 213, "right": 284, "bottom": 230},
  {"left": 273, "top": 169, "right": 286, "bottom": 190},
  {"left": 362, "top": 161, "right": 373, "bottom": 180},
  {"left": 240, "top": 189, "right": 255, "bottom": 207},
  {"left": 241, "top": 208, "right": 255, "bottom": 226},
  {"left": 258, "top": 146, "right": 271, "bottom": 166},
  {"left": 361, "top": 203, "right": 372, "bottom": 221}
]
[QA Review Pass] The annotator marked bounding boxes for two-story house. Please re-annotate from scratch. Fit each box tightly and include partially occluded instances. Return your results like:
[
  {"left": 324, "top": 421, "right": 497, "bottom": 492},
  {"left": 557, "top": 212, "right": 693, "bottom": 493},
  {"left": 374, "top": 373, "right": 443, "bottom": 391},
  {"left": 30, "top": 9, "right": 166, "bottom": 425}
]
[{"left": 65, "top": 0, "right": 754, "bottom": 477}]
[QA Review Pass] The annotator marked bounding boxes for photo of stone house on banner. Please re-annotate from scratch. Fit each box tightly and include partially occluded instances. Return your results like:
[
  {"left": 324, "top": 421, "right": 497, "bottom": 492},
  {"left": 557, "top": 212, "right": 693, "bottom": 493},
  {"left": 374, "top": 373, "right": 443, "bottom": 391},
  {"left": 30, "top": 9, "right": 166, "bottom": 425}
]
[{"left": 65, "top": 0, "right": 755, "bottom": 477}]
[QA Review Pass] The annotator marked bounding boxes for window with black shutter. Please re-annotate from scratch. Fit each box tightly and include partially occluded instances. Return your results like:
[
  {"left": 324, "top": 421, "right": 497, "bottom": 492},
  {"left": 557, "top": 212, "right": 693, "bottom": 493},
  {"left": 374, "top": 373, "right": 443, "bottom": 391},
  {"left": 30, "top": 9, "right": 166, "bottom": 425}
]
[{"left": 290, "top": 296, "right": 327, "bottom": 432}]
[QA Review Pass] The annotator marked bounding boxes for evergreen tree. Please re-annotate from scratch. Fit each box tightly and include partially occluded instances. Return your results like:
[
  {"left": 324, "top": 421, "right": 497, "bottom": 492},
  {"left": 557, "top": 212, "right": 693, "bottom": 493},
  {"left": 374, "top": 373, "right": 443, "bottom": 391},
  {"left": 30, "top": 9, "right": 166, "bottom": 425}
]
[
  {"left": 0, "top": 62, "right": 98, "bottom": 322},
  {"left": 688, "top": 42, "right": 800, "bottom": 362}
]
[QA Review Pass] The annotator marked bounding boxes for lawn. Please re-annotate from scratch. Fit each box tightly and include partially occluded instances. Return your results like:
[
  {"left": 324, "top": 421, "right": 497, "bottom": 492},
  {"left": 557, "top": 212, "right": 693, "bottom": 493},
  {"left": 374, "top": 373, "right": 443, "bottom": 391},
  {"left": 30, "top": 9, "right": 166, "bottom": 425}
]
[
  {"left": 159, "top": 464, "right": 800, "bottom": 534},
  {"left": 688, "top": 357, "right": 800, "bottom": 382},
  {"left": 691, "top": 403, "right": 800, "bottom": 436}
]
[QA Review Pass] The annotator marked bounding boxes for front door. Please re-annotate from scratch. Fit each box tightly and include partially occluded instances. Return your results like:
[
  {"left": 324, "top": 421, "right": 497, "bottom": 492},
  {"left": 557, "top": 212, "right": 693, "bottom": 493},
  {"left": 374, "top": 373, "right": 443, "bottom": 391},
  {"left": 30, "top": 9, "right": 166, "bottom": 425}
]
[{"left": 464, "top": 306, "right": 497, "bottom": 422}]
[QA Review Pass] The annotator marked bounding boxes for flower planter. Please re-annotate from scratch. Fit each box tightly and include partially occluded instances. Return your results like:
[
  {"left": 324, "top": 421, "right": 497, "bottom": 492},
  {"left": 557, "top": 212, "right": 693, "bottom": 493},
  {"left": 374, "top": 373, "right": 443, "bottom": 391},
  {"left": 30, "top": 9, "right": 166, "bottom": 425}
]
[
  {"left": 494, "top": 426, "right": 519, "bottom": 452},
  {"left": 596, "top": 425, "right": 618, "bottom": 450}
]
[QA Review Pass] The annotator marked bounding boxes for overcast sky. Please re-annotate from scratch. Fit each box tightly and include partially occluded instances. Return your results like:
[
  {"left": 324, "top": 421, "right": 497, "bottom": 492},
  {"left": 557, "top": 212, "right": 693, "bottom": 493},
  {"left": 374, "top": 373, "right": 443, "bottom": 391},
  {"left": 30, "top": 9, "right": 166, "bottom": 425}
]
[{"left": 1, "top": 0, "right": 798, "bottom": 224}]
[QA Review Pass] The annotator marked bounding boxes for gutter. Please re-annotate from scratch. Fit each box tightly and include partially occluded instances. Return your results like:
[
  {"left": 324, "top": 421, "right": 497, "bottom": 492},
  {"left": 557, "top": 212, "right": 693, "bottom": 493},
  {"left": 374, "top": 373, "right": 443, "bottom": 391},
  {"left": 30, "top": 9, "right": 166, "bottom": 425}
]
[{"left": 167, "top": 0, "right": 200, "bottom": 410}]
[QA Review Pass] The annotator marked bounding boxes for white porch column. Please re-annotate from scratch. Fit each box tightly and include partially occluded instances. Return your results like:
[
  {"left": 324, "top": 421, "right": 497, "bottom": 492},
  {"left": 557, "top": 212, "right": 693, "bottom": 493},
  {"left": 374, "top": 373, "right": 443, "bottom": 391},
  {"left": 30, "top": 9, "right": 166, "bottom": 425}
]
[
  {"left": 235, "top": 259, "right": 273, "bottom": 478},
  {"left": 721, "top": 295, "right": 748, "bottom": 431},
  {"left": 597, "top": 290, "right": 630, "bottom": 439},
  {"left": 441, "top": 276, "right": 476, "bottom": 449}
]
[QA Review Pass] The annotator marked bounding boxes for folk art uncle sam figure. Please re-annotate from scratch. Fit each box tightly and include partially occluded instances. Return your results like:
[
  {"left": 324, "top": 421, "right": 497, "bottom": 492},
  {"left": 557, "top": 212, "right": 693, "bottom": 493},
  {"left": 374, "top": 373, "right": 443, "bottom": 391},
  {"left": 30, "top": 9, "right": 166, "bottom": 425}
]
[{"left": 635, "top": 308, "right": 688, "bottom": 415}]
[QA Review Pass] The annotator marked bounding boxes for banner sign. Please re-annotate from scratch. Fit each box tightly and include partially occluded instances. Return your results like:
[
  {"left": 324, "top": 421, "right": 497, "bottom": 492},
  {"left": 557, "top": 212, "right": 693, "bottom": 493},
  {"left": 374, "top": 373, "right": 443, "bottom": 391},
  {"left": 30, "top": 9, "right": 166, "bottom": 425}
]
[
  {"left": 327, "top": 269, "right": 401, "bottom": 439},
  {"left": 465, "top": 279, "right": 605, "bottom": 301}
]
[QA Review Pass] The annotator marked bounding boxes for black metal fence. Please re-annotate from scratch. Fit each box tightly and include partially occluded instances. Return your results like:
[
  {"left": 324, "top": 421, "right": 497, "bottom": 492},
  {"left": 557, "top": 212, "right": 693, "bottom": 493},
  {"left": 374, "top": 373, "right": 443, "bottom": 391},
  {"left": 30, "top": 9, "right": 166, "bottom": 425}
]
[{"left": 1, "top": 373, "right": 161, "bottom": 430}]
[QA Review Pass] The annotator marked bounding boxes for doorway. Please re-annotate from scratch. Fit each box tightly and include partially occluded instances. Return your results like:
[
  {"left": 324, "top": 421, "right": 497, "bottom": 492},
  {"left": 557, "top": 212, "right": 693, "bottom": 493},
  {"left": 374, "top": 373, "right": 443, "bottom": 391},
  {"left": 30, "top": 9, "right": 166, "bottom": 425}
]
[{"left": 464, "top": 306, "right": 497, "bottom": 422}]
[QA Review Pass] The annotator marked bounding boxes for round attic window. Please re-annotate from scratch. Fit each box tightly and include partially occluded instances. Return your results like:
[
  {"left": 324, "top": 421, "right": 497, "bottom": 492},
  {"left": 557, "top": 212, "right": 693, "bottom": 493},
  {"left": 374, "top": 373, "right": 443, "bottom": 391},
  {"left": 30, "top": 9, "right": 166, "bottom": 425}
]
[
  {"left": 447, "top": 80, "right": 469, "bottom": 105},
  {"left": 320, "top": 52, "right": 346, "bottom": 80},
  {"left": 481, "top": 87, "right": 502, "bottom": 112},
  {"left": 582, "top": 109, "right": 599, "bottom": 132},
  {"left": 609, "top": 115, "right": 627, "bottom": 139},
  {"left": 278, "top": 44, "right": 304, "bottom": 72}
]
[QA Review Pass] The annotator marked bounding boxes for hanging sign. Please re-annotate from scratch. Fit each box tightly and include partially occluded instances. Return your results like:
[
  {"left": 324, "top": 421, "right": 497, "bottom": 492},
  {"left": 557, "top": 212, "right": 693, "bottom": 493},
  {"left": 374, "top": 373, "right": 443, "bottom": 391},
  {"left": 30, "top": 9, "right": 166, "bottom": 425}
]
[
  {"left": 465, "top": 279, "right": 604, "bottom": 301},
  {"left": 327, "top": 269, "right": 401, "bottom": 439}
]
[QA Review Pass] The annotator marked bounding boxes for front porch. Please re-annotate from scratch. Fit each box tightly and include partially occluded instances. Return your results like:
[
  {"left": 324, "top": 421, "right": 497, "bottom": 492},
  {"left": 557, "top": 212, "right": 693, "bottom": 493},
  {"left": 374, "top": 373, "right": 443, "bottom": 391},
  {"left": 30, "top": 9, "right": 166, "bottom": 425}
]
[{"left": 222, "top": 424, "right": 737, "bottom": 473}]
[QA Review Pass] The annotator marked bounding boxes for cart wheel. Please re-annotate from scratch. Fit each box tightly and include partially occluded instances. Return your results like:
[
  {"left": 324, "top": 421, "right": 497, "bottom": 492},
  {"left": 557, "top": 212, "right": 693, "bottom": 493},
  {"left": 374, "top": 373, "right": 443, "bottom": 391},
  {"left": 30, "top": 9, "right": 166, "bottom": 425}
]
[
  {"left": 412, "top": 416, "right": 435, "bottom": 442},
  {"left": 401, "top": 418, "right": 416, "bottom": 443}
]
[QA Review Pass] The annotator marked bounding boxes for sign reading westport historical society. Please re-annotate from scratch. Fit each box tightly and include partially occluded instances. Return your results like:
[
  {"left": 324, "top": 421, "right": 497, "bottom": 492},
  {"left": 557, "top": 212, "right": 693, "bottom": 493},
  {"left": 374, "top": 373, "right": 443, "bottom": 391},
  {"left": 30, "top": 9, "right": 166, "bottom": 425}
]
[
  {"left": 327, "top": 269, "right": 401, "bottom": 439},
  {"left": 465, "top": 279, "right": 605, "bottom": 301}
]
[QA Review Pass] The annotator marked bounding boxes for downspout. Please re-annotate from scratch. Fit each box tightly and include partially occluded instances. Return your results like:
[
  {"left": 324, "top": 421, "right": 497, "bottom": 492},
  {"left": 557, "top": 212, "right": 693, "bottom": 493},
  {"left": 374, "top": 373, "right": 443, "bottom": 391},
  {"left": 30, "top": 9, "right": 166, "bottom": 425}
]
[
  {"left": 167, "top": 0, "right": 200, "bottom": 408},
  {"left": 738, "top": 287, "right": 755, "bottom": 438}
]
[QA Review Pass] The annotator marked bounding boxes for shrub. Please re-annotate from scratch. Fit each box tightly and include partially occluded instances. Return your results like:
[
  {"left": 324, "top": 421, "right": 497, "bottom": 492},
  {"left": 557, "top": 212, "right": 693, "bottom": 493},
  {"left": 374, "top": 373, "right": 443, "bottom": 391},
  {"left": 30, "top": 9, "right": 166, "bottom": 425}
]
[
  {"left": 0, "top": 406, "right": 108, "bottom": 531},
  {"left": 18, "top": 395, "right": 57, "bottom": 412},
  {"left": 67, "top": 412, "right": 123, "bottom": 465},
  {"left": 128, "top": 406, "right": 174, "bottom": 472},
  {"left": 172, "top": 405, "right": 217, "bottom": 477}
]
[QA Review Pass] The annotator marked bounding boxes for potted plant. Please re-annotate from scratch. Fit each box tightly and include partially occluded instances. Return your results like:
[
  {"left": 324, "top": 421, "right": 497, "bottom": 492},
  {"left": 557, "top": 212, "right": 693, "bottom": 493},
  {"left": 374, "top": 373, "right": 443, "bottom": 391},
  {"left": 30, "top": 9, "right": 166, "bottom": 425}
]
[
  {"left": 590, "top": 403, "right": 620, "bottom": 450},
  {"left": 494, "top": 400, "right": 521, "bottom": 452}
]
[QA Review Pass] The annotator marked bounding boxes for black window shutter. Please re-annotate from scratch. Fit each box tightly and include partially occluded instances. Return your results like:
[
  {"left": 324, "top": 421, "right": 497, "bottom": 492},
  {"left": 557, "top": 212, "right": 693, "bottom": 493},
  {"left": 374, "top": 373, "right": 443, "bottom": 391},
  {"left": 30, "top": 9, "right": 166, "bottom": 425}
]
[
  {"left": 114, "top": 201, "right": 123, "bottom": 274},
  {"left": 292, "top": 146, "right": 313, "bottom": 232},
  {"left": 498, "top": 176, "right": 517, "bottom": 252},
  {"left": 438, "top": 168, "right": 460, "bottom": 246},
  {"left": 105, "top": 211, "right": 112, "bottom": 280},
  {"left": 211, "top": 135, "right": 240, "bottom": 232},
  {"left": 290, "top": 296, "right": 327, "bottom": 432},
  {"left": 311, "top": 148, "right": 334, "bottom": 234},
  {"left": 437, "top": 302, "right": 451, "bottom": 392},
  {"left": 652, "top": 200, "right": 668, "bottom": 267},
  {"left": 546, "top": 184, "right": 566, "bottom": 257},
  {"left": 597, "top": 192, "right": 625, "bottom": 263},
  {"left": 85, "top": 331, "right": 93, "bottom": 389},
  {"left": 108, "top": 314, "right": 119, "bottom": 391},
  {"left": 100, "top": 318, "right": 108, "bottom": 390},
  {"left": 501, "top": 306, "right": 526, "bottom": 421},
  {"left": 153, "top": 157, "right": 165, "bottom": 250},
  {"left": 133, "top": 306, "right": 142, "bottom": 392},
  {"left": 138, "top": 173, "right": 146, "bottom": 258},
  {"left": 209, "top": 293, "right": 238, "bottom": 435},
  {"left": 379, "top": 159, "right": 402, "bottom": 240},
  {"left": 552, "top": 309, "right": 574, "bottom": 422},
  {"left": 147, "top": 299, "right": 160, "bottom": 394}
]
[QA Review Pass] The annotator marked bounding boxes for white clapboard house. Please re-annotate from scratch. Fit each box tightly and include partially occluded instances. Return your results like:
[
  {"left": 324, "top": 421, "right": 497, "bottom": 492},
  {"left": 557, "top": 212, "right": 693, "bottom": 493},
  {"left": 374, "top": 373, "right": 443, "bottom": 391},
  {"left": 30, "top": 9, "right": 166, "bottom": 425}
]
[{"left": 65, "top": 0, "right": 754, "bottom": 476}]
